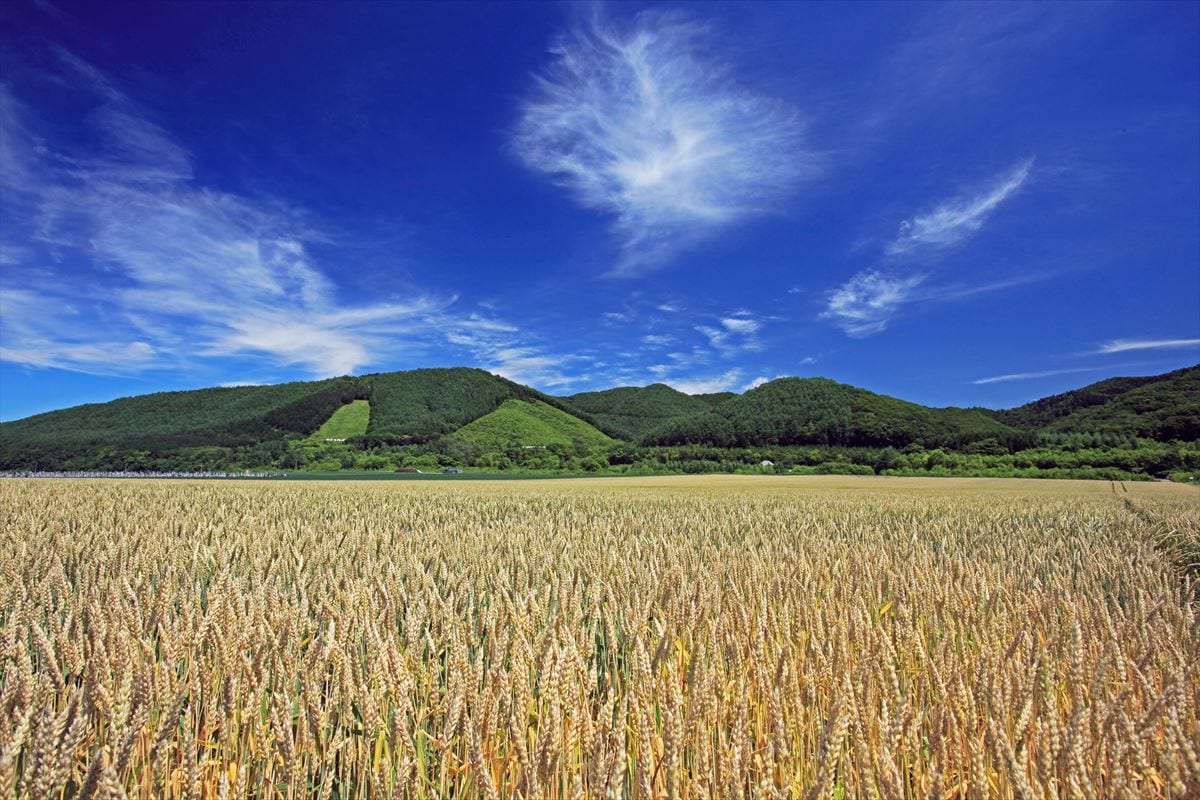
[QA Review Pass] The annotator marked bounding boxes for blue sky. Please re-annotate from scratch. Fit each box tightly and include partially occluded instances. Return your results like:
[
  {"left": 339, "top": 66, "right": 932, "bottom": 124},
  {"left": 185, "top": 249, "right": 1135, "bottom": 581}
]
[{"left": 1, "top": 0, "right": 1197, "bottom": 420}]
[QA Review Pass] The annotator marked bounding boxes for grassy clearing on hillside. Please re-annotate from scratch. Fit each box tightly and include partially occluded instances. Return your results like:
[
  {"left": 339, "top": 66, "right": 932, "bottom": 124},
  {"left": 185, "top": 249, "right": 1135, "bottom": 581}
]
[
  {"left": 310, "top": 399, "right": 370, "bottom": 439},
  {"left": 453, "top": 398, "right": 614, "bottom": 449},
  {"left": 0, "top": 476, "right": 1196, "bottom": 798}
]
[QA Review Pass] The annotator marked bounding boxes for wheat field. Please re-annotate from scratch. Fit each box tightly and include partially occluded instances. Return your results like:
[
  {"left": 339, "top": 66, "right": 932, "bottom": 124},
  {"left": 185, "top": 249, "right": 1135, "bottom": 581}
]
[{"left": 0, "top": 476, "right": 1197, "bottom": 799}]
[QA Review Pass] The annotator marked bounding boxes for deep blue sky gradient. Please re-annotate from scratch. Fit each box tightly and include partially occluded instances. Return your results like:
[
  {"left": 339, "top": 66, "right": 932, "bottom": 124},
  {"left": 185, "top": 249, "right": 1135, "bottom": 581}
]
[{"left": 1, "top": 0, "right": 1197, "bottom": 420}]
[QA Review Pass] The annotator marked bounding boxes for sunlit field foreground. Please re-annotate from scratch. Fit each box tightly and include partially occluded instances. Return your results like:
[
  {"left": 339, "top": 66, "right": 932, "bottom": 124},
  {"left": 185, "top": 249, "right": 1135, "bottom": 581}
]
[{"left": 1, "top": 477, "right": 1198, "bottom": 799}]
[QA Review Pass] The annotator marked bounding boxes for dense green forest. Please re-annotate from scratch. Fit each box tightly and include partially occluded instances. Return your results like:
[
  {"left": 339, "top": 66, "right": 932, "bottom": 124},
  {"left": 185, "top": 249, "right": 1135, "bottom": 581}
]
[
  {"left": 361, "top": 368, "right": 606, "bottom": 442},
  {"left": 563, "top": 383, "right": 728, "bottom": 440},
  {"left": 642, "top": 377, "right": 1026, "bottom": 450},
  {"left": 992, "top": 372, "right": 1168, "bottom": 428},
  {"left": 0, "top": 376, "right": 361, "bottom": 470},
  {"left": 993, "top": 365, "right": 1199, "bottom": 440},
  {"left": 2, "top": 365, "right": 1197, "bottom": 480},
  {"left": 363, "top": 368, "right": 528, "bottom": 442}
]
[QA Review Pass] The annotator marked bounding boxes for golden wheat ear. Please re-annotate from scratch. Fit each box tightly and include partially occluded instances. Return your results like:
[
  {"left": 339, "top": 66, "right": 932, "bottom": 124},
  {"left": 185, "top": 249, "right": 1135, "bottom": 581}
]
[{"left": 1, "top": 476, "right": 1196, "bottom": 798}]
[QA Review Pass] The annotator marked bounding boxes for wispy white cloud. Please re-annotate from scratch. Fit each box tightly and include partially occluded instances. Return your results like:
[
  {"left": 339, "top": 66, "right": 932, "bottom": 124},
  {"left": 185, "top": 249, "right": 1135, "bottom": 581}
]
[
  {"left": 820, "top": 271, "right": 926, "bottom": 336},
  {"left": 878, "top": 4, "right": 1080, "bottom": 118},
  {"left": 483, "top": 347, "right": 585, "bottom": 389},
  {"left": 648, "top": 347, "right": 711, "bottom": 376},
  {"left": 441, "top": 314, "right": 586, "bottom": 389},
  {"left": 821, "top": 159, "right": 1039, "bottom": 337},
  {"left": 0, "top": 286, "right": 161, "bottom": 374},
  {"left": 695, "top": 324, "right": 763, "bottom": 357},
  {"left": 889, "top": 159, "right": 1033, "bottom": 256},
  {"left": 1096, "top": 338, "right": 1200, "bottom": 354},
  {"left": 0, "top": 54, "right": 579, "bottom": 385},
  {"left": 583, "top": 302, "right": 782, "bottom": 391},
  {"left": 643, "top": 317, "right": 769, "bottom": 395},
  {"left": 694, "top": 325, "right": 728, "bottom": 350},
  {"left": 692, "top": 311, "right": 765, "bottom": 355},
  {"left": 742, "top": 373, "right": 787, "bottom": 391},
  {"left": 0, "top": 65, "right": 460, "bottom": 378},
  {"left": 666, "top": 369, "right": 743, "bottom": 395},
  {"left": 744, "top": 376, "right": 770, "bottom": 391},
  {"left": 819, "top": 269, "right": 1052, "bottom": 338},
  {"left": 926, "top": 272, "right": 1051, "bottom": 301},
  {"left": 720, "top": 316, "right": 760, "bottom": 334},
  {"left": 972, "top": 366, "right": 1104, "bottom": 385},
  {"left": 513, "top": 10, "right": 810, "bottom": 274}
]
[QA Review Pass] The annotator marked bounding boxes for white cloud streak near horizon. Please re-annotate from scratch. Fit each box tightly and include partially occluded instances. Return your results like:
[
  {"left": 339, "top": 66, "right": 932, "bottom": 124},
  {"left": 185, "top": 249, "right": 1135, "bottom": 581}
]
[
  {"left": 1097, "top": 338, "right": 1200, "bottom": 354},
  {"left": 513, "top": 10, "right": 810, "bottom": 275},
  {"left": 446, "top": 317, "right": 589, "bottom": 389},
  {"left": 742, "top": 373, "right": 789, "bottom": 391},
  {"left": 972, "top": 366, "right": 1104, "bottom": 385},
  {"left": 641, "top": 315, "right": 771, "bottom": 394},
  {"left": 665, "top": 369, "right": 743, "bottom": 395}
]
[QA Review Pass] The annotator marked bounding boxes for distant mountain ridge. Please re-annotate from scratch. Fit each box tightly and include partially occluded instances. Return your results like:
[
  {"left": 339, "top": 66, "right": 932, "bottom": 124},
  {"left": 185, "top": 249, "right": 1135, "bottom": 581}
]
[{"left": 0, "top": 364, "right": 1196, "bottom": 471}]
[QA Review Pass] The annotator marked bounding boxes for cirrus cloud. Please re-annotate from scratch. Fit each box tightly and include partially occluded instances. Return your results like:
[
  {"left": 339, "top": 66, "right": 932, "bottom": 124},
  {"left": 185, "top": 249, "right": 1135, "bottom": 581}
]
[
  {"left": 665, "top": 369, "right": 743, "bottom": 395},
  {"left": 1096, "top": 338, "right": 1200, "bottom": 355},
  {"left": 889, "top": 158, "right": 1033, "bottom": 255},
  {"left": 513, "top": 10, "right": 812, "bottom": 275},
  {"left": 820, "top": 271, "right": 926, "bottom": 337},
  {"left": 822, "top": 159, "right": 1037, "bottom": 337},
  {"left": 0, "top": 56, "right": 576, "bottom": 385},
  {"left": 972, "top": 366, "right": 1104, "bottom": 385}
]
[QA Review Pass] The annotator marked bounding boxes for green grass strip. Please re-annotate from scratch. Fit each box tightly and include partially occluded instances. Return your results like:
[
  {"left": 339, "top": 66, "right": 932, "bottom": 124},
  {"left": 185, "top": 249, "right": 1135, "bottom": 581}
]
[{"left": 311, "top": 400, "right": 370, "bottom": 440}]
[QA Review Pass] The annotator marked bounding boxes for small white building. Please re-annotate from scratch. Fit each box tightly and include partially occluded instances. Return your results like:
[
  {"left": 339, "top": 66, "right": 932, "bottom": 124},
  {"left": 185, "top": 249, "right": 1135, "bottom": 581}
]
[{"left": 761, "top": 459, "right": 774, "bottom": 467}]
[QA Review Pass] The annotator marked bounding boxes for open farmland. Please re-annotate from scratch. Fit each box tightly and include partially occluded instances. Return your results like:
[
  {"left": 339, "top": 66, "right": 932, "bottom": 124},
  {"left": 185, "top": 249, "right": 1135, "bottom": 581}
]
[{"left": 0, "top": 476, "right": 1197, "bottom": 799}]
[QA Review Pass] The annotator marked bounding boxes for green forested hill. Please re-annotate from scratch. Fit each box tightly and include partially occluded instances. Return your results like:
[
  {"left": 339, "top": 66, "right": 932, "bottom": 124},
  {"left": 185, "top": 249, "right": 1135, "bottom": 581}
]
[
  {"left": 0, "top": 376, "right": 362, "bottom": 469},
  {"left": 363, "top": 368, "right": 528, "bottom": 441},
  {"left": 362, "top": 367, "right": 605, "bottom": 442},
  {"left": 694, "top": 392, "right": 737, "bottom": 408},
  {"left": 644, "top": 377, "right": 1025, "bottom": 449},
  {"left": 562, "top": 383, "right": 728, "bottom": 440},
  {"left": 1, "top": 364, "right": 1196, "bottom": 472},
  {"left": 994, "top": 366, "right": 1199, "bottom": 440},
  {"left": 0, "top": 367, "right": 607, "bottom": 469},
  {"left": 453, "top": 399, "right": 614, "bottom": 449}
]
